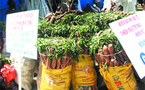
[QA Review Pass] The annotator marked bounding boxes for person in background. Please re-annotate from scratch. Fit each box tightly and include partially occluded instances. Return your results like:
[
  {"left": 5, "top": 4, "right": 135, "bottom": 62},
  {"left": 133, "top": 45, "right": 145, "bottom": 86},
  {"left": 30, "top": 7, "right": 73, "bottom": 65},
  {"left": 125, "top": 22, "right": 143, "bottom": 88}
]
[
  {"left": 91, "top": 4, "right": 101, "bottom": 13},
  {"left": 94, "top": 0, "right": 101, "bottom": 8},
  {"left": 101, "top": 0, "right": 136, "bottom": 13},
  {"left": 83, "top": 3, "right": 95, "bottom": 12},
  {"left": 137, "top": 0, "right": 144, "bottom": 7},
  {"left": 20, "top": 0, "right": 51, "bottom": 18},
  {"left": 3, "top": 0, "right": 18, "bottom": 59},
  {"left": 143, "top": 0, "right": 145, "bottom": 10},
  {"left": 6, "top": 0, "right": 18, "bottom": 14},
  {"left": 113, "top": 0, "right": 136, "bottom": 13},
  {"left": 2, "top": 0, "right": 15, "bottom": 59},
  {"left": 101, "top": 0, "right": 112, "bottom": 11},
  {"left": 121, "top": 0, "right": 136, "bottom": 13}
]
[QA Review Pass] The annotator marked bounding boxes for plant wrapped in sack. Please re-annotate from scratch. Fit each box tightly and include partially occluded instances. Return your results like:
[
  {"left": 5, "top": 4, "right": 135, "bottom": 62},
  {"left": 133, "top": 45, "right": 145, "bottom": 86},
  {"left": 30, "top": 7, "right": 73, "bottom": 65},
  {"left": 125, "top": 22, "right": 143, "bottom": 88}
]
[
  {"left": 89, "top": 28, "right": 131, "bottom": 67},
  {"left": 36, "top": 37, "right": 83, "bottom": 69},
  {"left": 89, "top": 28, "right": 140, "bottom": 90},
  {"left": 36, "top": 37, "right": 83, "bottom": 90},
  {"left": 38, "top": 12, "right": 132, "bottom": 56}
]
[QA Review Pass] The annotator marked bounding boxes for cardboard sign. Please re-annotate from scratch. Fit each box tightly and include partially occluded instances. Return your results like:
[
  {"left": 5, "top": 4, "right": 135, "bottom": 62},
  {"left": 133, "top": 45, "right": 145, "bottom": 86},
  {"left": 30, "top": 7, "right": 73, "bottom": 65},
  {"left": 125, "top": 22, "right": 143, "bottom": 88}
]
[
  {"left": 109, "top": 11, "right": 145, "bottom": 79},
  {"left": 6, "top": 10, "right": 39, "bottom": 59}
]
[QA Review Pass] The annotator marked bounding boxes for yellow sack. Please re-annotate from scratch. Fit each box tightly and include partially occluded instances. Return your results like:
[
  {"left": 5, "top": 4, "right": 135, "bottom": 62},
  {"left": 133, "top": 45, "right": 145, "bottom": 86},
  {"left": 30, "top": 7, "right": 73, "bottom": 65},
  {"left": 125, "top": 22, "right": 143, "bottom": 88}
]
[
  {"left": 72, "top": 54, "right": 98, "bottom": 90},
  {"left": 40, "top": 63, "right": 72, "bottom": 90},
  {"left": 100, "top": 63, "right": 139, "bottom": 90}
]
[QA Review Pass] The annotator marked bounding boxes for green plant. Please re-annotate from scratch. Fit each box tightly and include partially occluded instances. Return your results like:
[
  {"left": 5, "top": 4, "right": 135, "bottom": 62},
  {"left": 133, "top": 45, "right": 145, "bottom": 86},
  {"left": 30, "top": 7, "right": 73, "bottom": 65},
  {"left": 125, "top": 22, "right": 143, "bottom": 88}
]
[
  {"left": 36, "top": 37, "right": 82, "bottom": 61},
  {"left": 37, "top": 11, "right": 132, "bottom": 60},
  {"left": 89, "top": 28, "right": 123, "bottom": 55},
  {"left": 0, "top": 54, "right": 11, "bottom": 68},
  {"left": 0, "top": 22, "right": 6, "bottom": 31}
]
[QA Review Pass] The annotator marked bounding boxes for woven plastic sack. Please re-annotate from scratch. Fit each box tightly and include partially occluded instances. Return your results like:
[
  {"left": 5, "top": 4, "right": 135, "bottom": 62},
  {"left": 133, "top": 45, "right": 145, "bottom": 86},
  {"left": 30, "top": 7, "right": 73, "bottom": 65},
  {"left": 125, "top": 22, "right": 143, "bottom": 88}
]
[
  {"left": 100, "top": 63, "right": 139, "bottom": 90},
  {"left": 72, "top": 54, "right": 98, "bottom": 90},
  {"left": 40, "top": 63, "right": 72, "bottom": 90}
]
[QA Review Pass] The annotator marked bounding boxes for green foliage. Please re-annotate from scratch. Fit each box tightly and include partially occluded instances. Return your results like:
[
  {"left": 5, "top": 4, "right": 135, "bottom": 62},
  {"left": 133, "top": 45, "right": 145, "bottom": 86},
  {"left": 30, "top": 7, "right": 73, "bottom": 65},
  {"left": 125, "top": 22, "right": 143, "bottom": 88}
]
[
  {"left": 36, "top": 37, "right": 82, "bottom": 61},
  {"left": 89, "top": 29, "right": 123, "bottom": 55},
  {"left": 38, "top": 18, "right": 70, "bottom": 38},
  {"left": 37, "top": 11, "right": 131, "bottom": 60},
  {"left": 0, "top": 21, "right": 6, "bottom": 31},
  {"left": 0, "top": 54, "right": 12, "bottom": 68}
]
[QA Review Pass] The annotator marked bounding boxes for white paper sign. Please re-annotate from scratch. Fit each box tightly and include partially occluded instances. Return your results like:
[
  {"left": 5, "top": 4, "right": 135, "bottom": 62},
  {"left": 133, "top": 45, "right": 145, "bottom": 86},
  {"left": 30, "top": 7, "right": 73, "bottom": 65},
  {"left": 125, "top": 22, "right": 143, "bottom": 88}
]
[
  {"left": 109, "top": 11, "right": 145, "bottom": 79},
  {"left": 6, "top": 10, "right": 39, "bottom": 59}
]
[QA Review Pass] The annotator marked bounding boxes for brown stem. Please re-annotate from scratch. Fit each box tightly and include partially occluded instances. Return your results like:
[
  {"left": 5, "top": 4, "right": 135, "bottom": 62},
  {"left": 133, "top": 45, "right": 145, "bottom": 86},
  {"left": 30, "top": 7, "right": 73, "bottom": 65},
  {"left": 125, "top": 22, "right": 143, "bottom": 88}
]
[
  {"left": 66, "top": 57, "right": 70, "bottom": 66},
  {"left": 61, "top": 53, "right": 68, "bottom": 69},
  {"left": 103, "top": 45, "right": 110, "bottom": 66},
  {"left": 97, "top": 30, "right": 103, "bottom": 37},
  {"left": 84, "top": 46, "right": 89, "bottom": 55},
  {"left": 46, "top": 57, "right": 51, "bottom": 70},
  {"left": 39, "top": 52, "right": 45, "bottom": 65},
  {"left": 95, "top": 54, "right": 101, "bottom": 65},
  {"left": 57, "top": 57, "right": 61, "bottom": 69},
  {"left": 122, "top": 50, "right": 130, "bottom": 63},
  {"left": 52, "top": 58, "right": 57, "bottom": 69},
  {"left": 98, "top": 48, "right": 105, "bottom": 65}
]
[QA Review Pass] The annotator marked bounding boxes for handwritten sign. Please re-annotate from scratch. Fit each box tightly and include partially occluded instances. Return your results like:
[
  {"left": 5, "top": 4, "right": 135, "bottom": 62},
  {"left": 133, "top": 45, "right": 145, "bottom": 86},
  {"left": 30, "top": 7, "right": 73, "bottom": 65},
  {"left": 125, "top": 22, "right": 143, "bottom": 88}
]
[
  {"left": 6, "top": 10, "right": 39, "bottom": 59},
  {"left": 109, "top": 11, "right": 145, "bottom": 79}
]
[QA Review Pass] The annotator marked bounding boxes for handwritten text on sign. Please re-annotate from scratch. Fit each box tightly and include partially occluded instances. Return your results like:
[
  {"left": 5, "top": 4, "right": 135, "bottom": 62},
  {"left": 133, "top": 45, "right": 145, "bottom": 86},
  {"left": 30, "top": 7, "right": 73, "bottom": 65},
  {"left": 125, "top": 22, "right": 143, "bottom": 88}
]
[
  {"left": 109, "top": 11, "right": 145, "bottom": 79},
  {"left": 6, "top": 10, "right": 39, "bottom": 59}
]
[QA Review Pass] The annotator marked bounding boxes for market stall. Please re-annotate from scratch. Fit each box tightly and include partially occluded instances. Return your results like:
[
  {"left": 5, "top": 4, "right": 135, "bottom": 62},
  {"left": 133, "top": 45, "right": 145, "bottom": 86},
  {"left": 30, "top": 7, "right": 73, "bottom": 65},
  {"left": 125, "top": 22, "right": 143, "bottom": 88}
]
[
  {"left": 36, "top": 9, "right": 141, "bottom": 90},
  {"left": 0, "top": 0, "right": 145, "bottom": 90}
]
